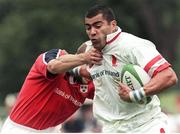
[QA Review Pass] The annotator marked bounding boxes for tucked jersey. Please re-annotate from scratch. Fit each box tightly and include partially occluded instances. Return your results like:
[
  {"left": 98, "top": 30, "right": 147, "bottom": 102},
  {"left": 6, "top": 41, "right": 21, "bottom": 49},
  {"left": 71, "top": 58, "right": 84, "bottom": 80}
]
[
  {"left": 9, "top": 49, "right": 94, "bottom": 130},
  {"left": 85, "top": 27, "right": 171, "bottom": 129}
]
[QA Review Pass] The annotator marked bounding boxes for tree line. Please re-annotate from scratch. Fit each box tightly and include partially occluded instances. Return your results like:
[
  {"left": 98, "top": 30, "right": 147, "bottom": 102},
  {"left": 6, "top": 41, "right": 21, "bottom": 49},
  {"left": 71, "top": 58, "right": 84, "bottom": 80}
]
[{"left": 0, "top": 0, "right": 179, "bottom": 104}]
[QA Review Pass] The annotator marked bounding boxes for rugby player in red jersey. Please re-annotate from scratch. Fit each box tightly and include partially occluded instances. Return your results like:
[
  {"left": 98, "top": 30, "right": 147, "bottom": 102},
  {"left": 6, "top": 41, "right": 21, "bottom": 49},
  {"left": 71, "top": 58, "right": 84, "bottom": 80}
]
[{"left": 1, "top": 48, "right": 102, "bottom": 133}]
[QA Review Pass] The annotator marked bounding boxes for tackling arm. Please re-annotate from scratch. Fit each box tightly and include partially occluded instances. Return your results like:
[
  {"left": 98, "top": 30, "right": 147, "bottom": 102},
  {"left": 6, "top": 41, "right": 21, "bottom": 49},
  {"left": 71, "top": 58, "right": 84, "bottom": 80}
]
[{"left": 47, "top": 47, "right": 102, "bottom": 74}]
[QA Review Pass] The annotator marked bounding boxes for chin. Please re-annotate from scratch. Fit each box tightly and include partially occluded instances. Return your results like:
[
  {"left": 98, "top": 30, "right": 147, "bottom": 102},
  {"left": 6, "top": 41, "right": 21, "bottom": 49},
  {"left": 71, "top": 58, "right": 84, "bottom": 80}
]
[{"left": 92, "top": 44, "right": 100, "bottom": 49}]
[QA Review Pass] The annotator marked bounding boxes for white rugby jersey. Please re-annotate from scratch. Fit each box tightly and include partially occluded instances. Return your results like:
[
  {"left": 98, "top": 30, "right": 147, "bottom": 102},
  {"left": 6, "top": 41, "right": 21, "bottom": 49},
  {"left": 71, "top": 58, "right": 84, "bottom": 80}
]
[{"left": 85, "top": 27, "right": 171, "bottom": 129}]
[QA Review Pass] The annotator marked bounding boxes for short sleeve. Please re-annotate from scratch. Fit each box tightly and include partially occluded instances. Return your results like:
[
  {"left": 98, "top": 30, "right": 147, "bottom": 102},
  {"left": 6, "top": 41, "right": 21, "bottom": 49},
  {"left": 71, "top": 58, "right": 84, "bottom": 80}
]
[
  {"left": 35, "top": 49, "right": 65, "bottom": 79},
  {"left": 129, "top": 41, "right": 171, "bottom": 77}
]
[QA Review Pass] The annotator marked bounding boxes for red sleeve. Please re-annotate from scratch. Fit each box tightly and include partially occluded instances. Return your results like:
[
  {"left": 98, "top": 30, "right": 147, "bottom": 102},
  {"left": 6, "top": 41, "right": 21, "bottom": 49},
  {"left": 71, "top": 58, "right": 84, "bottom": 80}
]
[
  {"left": 34, "top": 49, "right": 65, "bottom": 80},
  {"left": 34, "top": 54, "right": 48, "bottom": 79}
]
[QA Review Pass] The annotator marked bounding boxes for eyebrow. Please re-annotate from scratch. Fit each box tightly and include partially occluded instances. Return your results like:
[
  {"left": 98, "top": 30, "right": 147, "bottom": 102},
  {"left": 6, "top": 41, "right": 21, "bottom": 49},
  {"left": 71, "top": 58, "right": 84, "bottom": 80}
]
[{"left": 85, "top": 21, "right": 103, "bottom": 26}]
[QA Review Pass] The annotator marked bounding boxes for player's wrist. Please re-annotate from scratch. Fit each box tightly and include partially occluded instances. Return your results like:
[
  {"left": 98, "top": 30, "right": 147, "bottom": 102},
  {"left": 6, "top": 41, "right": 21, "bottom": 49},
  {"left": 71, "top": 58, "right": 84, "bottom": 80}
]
[
  {"left": 79, "top": 53, "right": 89, "bottom": 64},
  {"left": 129, "top": 87, "right": 146, "bottom": 102}
]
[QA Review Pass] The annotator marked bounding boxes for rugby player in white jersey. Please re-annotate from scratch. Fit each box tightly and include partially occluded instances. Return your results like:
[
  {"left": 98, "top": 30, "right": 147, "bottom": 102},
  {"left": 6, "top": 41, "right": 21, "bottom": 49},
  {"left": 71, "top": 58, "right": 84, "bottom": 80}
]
[{"left": 79, "top": 4, "right": 178, "bottom": 133}]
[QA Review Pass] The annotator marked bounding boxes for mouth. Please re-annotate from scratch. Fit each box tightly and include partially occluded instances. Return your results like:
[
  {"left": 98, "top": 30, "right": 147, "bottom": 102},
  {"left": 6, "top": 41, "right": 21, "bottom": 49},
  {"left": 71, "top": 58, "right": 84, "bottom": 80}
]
[{"left": 91, "top": 39, "right": 98, "bottom": 44}]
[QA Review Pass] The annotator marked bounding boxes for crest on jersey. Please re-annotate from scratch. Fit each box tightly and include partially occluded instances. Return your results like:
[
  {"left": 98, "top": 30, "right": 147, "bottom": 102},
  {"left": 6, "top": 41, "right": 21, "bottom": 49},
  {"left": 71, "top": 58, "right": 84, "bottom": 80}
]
[
  {"left": 80, "top": 85, "right": 88, "bottom": 93},
  {"left": 112, "top": 55, "right": 117, "bottom": 66}
]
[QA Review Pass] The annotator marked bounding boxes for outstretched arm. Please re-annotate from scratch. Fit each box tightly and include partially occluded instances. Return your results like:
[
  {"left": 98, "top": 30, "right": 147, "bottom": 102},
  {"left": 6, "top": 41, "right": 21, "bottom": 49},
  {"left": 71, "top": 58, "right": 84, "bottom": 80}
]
[{"left": 47, "top": 48, "right": 102, "bottom": 74}]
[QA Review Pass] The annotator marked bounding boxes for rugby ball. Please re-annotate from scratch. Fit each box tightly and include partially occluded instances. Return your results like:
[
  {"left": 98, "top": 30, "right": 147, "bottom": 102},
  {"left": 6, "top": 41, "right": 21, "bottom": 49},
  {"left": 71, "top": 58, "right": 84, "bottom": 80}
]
[{"left": 121, "top": 64, "right": 151, "bottom": 104}]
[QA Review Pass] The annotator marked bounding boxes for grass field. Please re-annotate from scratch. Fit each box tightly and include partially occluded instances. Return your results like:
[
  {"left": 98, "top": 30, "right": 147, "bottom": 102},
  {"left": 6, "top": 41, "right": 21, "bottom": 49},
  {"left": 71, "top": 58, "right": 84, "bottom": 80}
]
[{"left": 159, "top": 89, "right": 180, "bottom": 114}]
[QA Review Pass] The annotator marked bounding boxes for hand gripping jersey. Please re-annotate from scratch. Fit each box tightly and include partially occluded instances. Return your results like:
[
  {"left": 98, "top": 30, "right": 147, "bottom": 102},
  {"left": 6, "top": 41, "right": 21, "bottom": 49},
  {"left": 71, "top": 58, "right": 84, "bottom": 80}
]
[
  {"left": 9, "top": 49, "right": 94, "bottom": 130},
  {"left": 85, "top": 27, "right": 171, "bottom": 131}
]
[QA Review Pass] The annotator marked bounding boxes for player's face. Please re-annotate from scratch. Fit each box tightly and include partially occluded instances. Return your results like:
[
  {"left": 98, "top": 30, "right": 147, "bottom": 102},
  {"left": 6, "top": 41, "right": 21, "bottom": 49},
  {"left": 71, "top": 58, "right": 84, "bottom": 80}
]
[{"left": 85, "top": 13, "right": 116, "bottom": 51}]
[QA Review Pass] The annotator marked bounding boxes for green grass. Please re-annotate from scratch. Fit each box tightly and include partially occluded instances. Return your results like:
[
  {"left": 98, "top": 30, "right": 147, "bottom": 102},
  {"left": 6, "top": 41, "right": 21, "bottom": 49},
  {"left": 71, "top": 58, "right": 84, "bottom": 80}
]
[{"left": 159, "top": 89, "right": 180, "bottom": 114}]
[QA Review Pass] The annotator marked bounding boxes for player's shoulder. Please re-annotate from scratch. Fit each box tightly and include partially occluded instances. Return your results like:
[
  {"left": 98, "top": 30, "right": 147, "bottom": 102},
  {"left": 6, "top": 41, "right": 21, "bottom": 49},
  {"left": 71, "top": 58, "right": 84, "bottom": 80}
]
[
  {"left": 121, "top": 32, "right": 155, "bottom": 48},
  {"left": 77, "top": 40, "right": 93, "bottom": 54},
  {"left": 35, "top": 49, "right": 65, "bottom": 65},
  {"left": 84, "top": 40, "right": 93, "bottom": 48},
  {"left": 77, "top": 42, "right": 88, "bottom": 54}
]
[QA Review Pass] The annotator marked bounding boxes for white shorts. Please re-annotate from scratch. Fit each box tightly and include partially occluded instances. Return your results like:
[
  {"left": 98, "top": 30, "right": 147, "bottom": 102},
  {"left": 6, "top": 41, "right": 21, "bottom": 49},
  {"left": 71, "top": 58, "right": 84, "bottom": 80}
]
[
  {"left": 102, "top": 112, "right": 169, "bottom": 133},
  {"left": 1, "top": 117, "right": 61, "bottom": 133}
]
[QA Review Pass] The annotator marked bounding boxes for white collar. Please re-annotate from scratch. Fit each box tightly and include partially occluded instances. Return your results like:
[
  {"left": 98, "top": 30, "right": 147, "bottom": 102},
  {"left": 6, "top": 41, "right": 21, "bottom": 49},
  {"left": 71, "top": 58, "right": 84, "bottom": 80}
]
[{"left": 106, "top": 26, "right": 122, "bottom": 44}]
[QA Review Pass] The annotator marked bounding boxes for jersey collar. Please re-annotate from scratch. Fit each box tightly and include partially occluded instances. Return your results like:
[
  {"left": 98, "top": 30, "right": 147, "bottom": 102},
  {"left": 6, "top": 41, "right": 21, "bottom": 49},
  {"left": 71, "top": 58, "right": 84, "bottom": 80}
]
[{"left": 106, "top": 26, "right": 122, "bottom": 44}]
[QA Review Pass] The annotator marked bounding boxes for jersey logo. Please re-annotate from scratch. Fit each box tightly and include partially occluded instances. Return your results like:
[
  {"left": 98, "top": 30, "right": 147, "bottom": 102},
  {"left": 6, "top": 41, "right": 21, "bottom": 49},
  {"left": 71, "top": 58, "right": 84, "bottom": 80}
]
[
  {"left": 80, "top": 85, "right": 88, "bottom": 93},
  {"left": 112, "top": 55, "right": 117, "bottom": 66},
  {"left": 160, "top": 128, "right": 165, "bottom": 133}
]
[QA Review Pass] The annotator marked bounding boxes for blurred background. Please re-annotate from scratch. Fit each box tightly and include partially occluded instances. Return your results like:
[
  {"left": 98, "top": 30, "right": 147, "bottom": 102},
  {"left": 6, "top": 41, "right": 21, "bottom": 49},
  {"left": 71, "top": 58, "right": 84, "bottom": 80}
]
[{"left": 0, "top": 0, "right": 179, "bottom": 133}]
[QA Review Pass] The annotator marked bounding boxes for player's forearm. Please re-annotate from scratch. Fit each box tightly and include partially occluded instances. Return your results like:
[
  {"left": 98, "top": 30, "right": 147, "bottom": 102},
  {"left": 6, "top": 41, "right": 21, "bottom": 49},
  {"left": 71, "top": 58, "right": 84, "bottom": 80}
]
[
  {"left": 47, "top": 53, "right": 88, "bottom": 74},
  {"left": 143, "top": 67, "right": 178, "bottom": 96}
]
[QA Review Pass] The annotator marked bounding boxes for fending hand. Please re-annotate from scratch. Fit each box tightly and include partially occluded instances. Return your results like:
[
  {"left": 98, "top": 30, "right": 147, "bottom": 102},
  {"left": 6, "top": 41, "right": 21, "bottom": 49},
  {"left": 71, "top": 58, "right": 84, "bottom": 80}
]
[{"left": 85, "top": 48, "right": 103, "bottom": 65}]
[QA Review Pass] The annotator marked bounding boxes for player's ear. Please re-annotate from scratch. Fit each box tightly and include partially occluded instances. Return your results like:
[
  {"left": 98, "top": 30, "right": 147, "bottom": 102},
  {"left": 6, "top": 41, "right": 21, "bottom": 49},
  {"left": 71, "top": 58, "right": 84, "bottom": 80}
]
[
  {"left": 111, "top": 20, "right": 117, "bottom": 32},
  {"left": 76, "top": 43, "right": 87, "bottom": 54}
]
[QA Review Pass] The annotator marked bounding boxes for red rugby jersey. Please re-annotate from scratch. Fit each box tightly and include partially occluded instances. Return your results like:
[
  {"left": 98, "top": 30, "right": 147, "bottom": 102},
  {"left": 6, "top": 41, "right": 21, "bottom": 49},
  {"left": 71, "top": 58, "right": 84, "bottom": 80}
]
[{"left": 9, "top": 49, "right": 94, "bottom": 130}]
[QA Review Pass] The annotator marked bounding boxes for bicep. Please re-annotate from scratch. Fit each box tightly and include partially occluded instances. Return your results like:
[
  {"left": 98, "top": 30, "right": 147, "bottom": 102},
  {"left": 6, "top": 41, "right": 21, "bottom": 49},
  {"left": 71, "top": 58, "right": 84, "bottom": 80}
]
[{"left": 144, "top": 67, "right": 178, "bottom": 96}]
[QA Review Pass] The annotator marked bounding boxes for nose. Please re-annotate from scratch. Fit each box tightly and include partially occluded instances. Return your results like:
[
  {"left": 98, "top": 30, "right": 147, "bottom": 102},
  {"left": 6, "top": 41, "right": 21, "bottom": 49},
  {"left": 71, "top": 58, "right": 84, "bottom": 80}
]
[{"left": 89, "top": 27, "right": 97, "bottom": 36}]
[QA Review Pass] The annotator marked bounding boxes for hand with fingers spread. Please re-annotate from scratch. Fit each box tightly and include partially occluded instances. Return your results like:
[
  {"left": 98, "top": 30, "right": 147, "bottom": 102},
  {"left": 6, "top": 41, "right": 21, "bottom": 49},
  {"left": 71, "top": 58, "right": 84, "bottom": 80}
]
[{"left": 83, "top": 47, "right": 103, "bottom": 65}]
